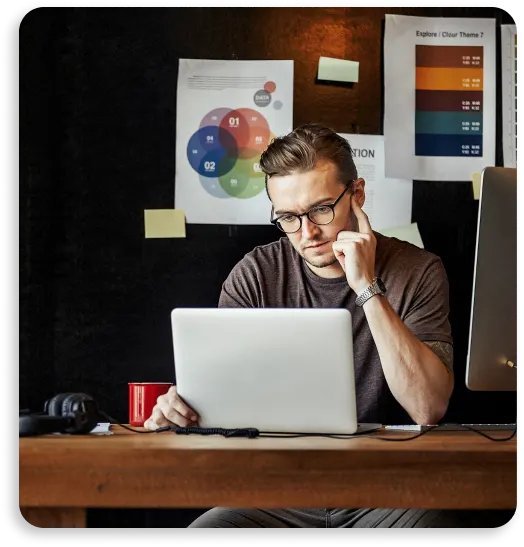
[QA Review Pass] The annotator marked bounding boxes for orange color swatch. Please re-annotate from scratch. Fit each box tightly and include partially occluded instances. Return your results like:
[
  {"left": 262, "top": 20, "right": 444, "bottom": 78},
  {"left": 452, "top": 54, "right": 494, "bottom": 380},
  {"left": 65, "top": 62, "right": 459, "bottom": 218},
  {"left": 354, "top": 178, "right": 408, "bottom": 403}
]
[{"left": 416, "top": 67, "right": 483, "bottom": 91}]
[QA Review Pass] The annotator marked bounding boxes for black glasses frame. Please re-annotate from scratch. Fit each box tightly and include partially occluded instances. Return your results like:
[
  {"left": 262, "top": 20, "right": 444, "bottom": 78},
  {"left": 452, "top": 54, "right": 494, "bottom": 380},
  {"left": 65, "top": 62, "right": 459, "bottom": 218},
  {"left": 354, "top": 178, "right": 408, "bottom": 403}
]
[{"left": 270, "top": 182, "right": 353, "bottom": 234}]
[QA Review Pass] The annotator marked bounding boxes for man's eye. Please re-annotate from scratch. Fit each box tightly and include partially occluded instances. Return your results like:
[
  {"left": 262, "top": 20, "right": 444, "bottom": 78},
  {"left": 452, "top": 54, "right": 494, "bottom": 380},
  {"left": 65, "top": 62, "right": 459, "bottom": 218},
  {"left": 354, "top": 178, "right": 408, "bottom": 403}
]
[
  {"left": 280, "top": 215, "right": 297, "bottom": 223},
  {"left": 311, "top": 206, "right": 331, "bottom": 214}
]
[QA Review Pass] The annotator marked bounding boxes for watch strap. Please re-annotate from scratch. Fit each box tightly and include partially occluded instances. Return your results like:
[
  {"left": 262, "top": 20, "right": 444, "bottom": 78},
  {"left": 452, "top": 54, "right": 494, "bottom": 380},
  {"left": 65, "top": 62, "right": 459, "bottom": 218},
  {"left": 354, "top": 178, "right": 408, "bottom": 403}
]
[{"left": 355, "top": 278, "right": 384, "bottom": 307}]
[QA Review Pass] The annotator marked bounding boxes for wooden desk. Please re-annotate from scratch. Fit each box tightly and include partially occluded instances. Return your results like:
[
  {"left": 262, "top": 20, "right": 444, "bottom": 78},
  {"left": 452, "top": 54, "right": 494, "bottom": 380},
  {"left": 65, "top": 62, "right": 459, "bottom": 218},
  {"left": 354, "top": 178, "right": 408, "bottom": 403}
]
[{"left": 19, "top": 426, "right": 516, "bottom": 527}]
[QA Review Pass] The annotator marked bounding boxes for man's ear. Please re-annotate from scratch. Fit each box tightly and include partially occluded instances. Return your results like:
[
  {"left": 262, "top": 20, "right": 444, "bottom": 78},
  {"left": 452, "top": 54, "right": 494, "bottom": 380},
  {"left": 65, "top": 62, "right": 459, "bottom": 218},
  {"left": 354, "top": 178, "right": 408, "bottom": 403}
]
[{"left": 352, "top": 178, "right": 366, "bottom": 208}]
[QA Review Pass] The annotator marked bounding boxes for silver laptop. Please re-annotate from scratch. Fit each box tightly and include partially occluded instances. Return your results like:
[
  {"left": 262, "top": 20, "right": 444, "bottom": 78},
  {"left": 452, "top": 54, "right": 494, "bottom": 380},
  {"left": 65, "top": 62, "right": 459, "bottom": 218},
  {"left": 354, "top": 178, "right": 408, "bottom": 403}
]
[{"left": 171, "top": 307, "right": 378, "bottom": 435}]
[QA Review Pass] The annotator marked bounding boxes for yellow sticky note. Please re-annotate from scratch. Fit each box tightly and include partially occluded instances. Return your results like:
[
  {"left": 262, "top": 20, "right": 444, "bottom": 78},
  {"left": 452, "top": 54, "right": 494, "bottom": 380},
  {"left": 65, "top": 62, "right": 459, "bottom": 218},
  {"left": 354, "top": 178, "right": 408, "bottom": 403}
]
[
  {"left": 318, "top": 56, "right": 359, "bottom": 83},
  {"left": 472, "top": 172, "right": 481, "bottom": 200},
  {"left": 144, "top": 209, "right": 186, "bottom": 238}
]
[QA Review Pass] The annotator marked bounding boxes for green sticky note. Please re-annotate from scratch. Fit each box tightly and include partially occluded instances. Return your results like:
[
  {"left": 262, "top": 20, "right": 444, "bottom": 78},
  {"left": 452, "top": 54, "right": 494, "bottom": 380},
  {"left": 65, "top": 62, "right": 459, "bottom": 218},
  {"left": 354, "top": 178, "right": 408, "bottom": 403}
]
[
  {"left": 144, "top": 209, "right": 186, "bottom": 238},
  {"left": 318, "top": 56, "right": 359, "bottom": 83}
]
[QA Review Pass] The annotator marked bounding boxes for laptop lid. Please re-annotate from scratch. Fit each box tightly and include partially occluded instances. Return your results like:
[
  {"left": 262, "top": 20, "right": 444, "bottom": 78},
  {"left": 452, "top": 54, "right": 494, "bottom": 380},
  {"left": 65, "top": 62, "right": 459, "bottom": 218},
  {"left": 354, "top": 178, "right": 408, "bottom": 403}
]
[{"left": 171, "top": 307, "right": 359, "bottom": 434}]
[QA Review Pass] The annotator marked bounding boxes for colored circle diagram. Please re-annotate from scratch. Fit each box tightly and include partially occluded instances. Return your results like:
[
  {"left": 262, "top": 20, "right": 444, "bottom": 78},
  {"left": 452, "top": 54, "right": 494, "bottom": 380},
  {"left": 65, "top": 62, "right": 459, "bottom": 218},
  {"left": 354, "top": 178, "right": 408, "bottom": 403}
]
[{"left": 187, "top": 82, "right": 282, "bottom": 200}]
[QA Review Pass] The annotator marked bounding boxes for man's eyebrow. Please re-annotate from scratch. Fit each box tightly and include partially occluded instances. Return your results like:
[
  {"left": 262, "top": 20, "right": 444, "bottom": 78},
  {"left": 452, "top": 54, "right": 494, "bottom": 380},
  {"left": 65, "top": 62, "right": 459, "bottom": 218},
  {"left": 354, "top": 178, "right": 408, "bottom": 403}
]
[{"left": 274, "top": 196, "right": 333, "bottom": 216}]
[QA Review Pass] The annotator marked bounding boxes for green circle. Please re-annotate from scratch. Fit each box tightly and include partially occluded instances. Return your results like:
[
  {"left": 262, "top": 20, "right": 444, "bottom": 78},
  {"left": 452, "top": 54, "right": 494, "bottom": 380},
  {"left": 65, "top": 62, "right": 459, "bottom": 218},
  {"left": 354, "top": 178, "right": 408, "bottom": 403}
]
[
  {"left": 235, "top": 157, "right": 265, "bottom": 179},
  {"left": 235, "top": 178, "right": 266, "bottom": 199},
  {"left": 219, "top": 157, "right": 266, "bottom": 198},
  {"left": 218, "top": 170, "right": 249, "bottom": 197}
]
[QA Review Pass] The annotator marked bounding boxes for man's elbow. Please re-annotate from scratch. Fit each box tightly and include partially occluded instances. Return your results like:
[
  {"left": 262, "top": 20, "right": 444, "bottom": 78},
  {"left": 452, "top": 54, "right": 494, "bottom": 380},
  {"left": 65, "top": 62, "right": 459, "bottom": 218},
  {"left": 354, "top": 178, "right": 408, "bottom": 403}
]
[
  {"left": 413, "top": 406, "right": 447, "bottom": 426},
  {"left": 415, "top": 370, "right": 454, "bottom": 425}
]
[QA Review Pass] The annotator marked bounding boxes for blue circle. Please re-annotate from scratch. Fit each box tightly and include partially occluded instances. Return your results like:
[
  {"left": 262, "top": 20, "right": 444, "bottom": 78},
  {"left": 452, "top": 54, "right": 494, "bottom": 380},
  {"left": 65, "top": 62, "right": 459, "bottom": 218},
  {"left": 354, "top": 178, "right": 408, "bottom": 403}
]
[
  {"left": 273, "top": 100, "right": 283, "bottom": 110},
  {"left": 198, "top": 150, "right": 237, "bottom": 178},
  {"left": 198, "top": 175, "right": 232, "bottom": 199},
  {"left": 187, "top": 126, "right": 238, "bottom": 177}
]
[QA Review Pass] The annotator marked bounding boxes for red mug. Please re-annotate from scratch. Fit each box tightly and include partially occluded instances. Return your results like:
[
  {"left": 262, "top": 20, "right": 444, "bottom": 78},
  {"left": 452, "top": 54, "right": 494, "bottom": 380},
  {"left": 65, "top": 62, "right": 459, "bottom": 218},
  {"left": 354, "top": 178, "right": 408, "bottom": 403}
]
[{"left": 128, "top": 382, "right": 172, "bottom": 427}]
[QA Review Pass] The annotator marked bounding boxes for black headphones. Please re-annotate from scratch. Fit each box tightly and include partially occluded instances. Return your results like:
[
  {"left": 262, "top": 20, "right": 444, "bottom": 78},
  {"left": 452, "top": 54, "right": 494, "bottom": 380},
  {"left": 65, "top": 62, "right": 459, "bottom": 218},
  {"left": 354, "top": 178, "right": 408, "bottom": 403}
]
[{"left": 19, "top": 393, "right": 100, "bottom": 437}]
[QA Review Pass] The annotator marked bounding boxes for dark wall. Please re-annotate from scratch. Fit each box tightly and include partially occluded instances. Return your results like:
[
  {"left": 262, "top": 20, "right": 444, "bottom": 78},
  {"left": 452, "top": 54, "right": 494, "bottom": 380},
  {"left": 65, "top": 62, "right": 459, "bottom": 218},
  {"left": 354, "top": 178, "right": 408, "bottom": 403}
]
[{"left": 20, "top": 7, "right": 516, "bottom": 427}]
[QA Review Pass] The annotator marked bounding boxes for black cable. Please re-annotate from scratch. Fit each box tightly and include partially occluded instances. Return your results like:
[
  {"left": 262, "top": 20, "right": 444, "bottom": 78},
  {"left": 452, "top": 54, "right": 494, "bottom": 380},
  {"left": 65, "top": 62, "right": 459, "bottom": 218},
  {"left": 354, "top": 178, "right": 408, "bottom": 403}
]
[
  {"left": 257, "top": 426, "right": 439, "bottom": 440},
  {"left": 98, "top": 412, "right": 516, "bottom": 442},
  {"left": 258, "top": 423, "right": 516, "bottom": 442},
  {"left": 175, "top": 426, "right": 259, "bottom": 438},
  {"left": 172, "top": 423, "right": 516, "bottom": 442},
  {"left": 449, "top": 423, "right": 517, "bottom": 442},
  {"left": 98, "top": 411, "right": 170, "bottom": 434}
]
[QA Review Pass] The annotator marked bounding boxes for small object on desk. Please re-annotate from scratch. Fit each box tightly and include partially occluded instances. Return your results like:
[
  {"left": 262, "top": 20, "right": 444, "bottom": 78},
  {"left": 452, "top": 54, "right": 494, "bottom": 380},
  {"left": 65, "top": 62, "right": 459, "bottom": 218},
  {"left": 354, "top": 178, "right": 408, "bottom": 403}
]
[
  {"left": 90, "top": 422, "right": 112, "bottom": 435},
  {"left": 385, "top": 423, "right": 516, "bottom": 432},
  {"left": 385, "top": 424, "right": 427, "bottom": 431},
  {"left": 128, "top": 382, "right": 172, "bottom": 426},
  {"left": 317, "top": 56, "right": 359, "bottom": 83}
]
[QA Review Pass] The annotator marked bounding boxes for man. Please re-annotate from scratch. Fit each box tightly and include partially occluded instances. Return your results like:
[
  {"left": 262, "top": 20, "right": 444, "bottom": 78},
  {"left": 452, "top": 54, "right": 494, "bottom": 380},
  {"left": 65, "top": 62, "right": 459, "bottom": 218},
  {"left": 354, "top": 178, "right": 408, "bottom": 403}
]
[{"left": 144, "top": 124, "right": 512, "bottom": 528}]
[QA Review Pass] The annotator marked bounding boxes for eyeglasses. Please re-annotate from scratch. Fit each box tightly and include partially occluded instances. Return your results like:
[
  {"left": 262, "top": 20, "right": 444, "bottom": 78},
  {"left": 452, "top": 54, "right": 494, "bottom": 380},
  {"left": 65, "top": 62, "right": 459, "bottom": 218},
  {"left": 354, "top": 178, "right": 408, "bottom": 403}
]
[{"left": 270, "top": 183, "right": 352, "bottom": 234}]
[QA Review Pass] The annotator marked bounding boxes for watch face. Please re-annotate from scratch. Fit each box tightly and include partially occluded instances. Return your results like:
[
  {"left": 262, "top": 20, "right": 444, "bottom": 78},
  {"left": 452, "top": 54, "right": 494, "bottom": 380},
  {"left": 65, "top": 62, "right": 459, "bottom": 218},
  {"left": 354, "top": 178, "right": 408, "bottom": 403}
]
[{"left": 376, "top": 278, "right": 387, "bottom": 293}]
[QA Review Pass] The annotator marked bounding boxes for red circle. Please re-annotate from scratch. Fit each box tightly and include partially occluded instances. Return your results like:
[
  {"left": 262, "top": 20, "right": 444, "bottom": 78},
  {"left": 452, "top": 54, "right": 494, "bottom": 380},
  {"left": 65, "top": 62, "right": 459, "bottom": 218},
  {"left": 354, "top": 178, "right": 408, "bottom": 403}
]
[
  {"left": 238, "top": 122, "right": 271, "bottom": 158},
  {"left": 218, "top": 110, "right": 250, "bottom": 149},
  {"left": 264, "top": 81, "right": 276, "bottom": 93},
  {"left": 236, "top": 109, "right": 270, "bottom": 156}
]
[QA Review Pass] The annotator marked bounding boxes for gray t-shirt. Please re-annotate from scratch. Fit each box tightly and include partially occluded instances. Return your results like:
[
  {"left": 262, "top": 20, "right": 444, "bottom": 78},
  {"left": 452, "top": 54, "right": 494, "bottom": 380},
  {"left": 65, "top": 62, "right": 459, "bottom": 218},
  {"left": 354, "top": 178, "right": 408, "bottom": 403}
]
[{"left": 218, "top": 232, "right": 453, "bottom": 424}]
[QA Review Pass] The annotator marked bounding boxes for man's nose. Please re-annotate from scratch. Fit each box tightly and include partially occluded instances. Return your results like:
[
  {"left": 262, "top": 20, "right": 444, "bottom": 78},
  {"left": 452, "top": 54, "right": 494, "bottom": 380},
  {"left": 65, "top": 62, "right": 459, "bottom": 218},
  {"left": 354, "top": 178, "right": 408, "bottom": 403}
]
[{"left": 301, "top": 216, "right": 321, "bottom": 240}]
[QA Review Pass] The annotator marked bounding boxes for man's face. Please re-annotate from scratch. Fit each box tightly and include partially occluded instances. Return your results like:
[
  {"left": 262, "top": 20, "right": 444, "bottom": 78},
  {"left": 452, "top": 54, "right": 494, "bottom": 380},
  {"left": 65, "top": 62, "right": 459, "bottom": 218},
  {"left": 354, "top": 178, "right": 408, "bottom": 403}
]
[{"left": 267, "top": 159, "right": 364, "bottom": 271}]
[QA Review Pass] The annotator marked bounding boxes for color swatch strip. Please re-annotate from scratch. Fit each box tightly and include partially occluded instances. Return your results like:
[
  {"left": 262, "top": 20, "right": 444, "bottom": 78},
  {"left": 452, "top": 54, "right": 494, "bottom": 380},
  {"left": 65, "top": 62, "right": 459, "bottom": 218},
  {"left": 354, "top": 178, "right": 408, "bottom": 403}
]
[
  {"left": 416, "top": 90, "right": 482, "bottom": 112},
  {"left": 416, "top": 45, "right": 484, "bottom": 68},
  {"left": 415, "top": 67, "right": 483, "bottom": 91},
  {"left": 415, "top": 45, "right": 484, "bottom": 157}
]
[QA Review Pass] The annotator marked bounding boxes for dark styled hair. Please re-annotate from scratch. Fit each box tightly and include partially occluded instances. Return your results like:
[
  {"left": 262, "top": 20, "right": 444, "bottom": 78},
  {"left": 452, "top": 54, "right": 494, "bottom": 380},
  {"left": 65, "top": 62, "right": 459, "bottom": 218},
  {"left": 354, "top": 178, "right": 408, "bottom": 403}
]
[{"left": 259, "top": 123, "right": 358, "bottom": 198}]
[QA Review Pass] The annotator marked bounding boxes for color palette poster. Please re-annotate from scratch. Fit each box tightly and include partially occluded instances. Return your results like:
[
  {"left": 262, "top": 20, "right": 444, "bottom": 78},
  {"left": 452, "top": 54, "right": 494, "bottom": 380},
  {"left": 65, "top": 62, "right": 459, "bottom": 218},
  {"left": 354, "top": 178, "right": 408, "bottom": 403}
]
[
  {"left": 175, "top": 59, "right": 293, "bottom": 224},
  {"left": 384, "top": 15, "right": 496, "bottom": 181},
  {"left": 501, "top": 25, "right": 517, "bottom": 168}
]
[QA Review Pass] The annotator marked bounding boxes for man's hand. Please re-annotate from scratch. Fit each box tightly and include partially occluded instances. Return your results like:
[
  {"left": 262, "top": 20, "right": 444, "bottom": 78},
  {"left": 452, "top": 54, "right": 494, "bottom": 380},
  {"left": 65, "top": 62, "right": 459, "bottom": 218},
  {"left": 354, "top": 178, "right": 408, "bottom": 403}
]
[
  {"left": 332, "top": 198, "right": 376, "bottom": 293},
  {"left": 143, "top": 385, "right": 199, "bottom": 430}
]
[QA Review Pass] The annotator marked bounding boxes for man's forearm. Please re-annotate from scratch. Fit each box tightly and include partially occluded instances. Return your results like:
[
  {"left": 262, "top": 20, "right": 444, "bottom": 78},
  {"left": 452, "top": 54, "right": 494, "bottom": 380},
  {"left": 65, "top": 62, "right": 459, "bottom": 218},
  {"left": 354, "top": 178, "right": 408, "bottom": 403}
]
[{"left": 362, "top": 294, "right": 454, "bottom": 424}]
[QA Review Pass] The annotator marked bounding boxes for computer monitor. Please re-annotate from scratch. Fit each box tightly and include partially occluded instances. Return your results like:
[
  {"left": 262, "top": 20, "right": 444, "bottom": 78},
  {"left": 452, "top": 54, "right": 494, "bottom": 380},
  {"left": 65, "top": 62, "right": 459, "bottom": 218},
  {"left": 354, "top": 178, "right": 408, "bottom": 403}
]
[{"left": 466, "top": 167, "right": 517, "bottom": 391}]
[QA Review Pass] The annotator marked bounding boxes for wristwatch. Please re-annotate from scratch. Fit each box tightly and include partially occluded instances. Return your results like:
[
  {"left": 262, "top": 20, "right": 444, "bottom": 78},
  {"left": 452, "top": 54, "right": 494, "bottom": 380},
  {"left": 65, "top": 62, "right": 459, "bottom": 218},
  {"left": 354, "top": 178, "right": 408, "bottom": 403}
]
[{"left": 355, "top": 277, "right": 387, "bottom": 307}]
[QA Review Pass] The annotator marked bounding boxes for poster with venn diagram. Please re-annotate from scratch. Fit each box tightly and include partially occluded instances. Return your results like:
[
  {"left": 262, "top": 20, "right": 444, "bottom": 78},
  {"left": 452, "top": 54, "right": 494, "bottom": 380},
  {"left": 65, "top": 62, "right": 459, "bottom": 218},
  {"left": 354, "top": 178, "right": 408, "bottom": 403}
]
[{"left": 175, "top": 59, "right": 293, "bottom": 224}]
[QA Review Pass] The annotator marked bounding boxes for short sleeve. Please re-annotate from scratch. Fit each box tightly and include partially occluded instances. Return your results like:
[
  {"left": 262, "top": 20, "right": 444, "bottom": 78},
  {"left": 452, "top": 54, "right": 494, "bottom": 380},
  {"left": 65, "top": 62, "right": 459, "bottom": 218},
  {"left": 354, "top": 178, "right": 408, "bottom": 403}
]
[{"left": 402, "top": 258, "right": 453, "bottom": 345}]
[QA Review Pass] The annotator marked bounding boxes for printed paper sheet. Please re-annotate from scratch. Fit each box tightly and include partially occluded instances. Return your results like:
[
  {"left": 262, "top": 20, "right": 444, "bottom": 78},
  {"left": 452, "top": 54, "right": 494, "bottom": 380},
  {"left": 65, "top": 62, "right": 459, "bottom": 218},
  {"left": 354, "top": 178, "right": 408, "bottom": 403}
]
[
  {"left": 501, "top": 25, "right": 517, "bottom": 168},
  {"left": 339, "top": 133, "right": 413, "bottom": 231},
  {"left": 384, "top": 15, "right": 496, "bottom": 181},
  {"left": 175, "top": 59, "right": 293, "bottom": 224}
]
